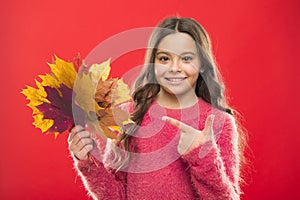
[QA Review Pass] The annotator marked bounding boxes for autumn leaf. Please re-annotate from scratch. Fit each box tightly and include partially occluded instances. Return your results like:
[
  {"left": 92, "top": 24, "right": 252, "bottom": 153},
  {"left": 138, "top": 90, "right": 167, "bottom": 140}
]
[
  {"left": 22, "top": 54, "right": 134, "bottom": 140},
  {"left": 97, "top": 107, "right": 129, "bottom": 126},
  {"left": 89, "top": 58, "right": 111, "bottom": 84},
  {"left": 113, "top": 78, "right": 131, "bottom": 106},
  {"left": 34, "top": 85, "right": 84, "bottom": 136},
  {"left": 95, "top": 78, "right": 118, "bottom": 108},
  {"left": 48, "top": 55, "right": 77, "bottom": 89},
  {"left": 36, "top": 86, "right": 72, "bottom": 131},
  {"left": 73, "top": 73, "right": 103, "bottom": 119},
  {"left": 94, "top": 106, "right": 133, "bottom": 139},
  {"left": 32, "top": 114, "right": 54, "bottom": 133},
  {"left": 22, "top": 55, "right": 82, "bottom": 137},
  {"left": 95, "top": 78, "right": 132, "bottom": 108},
  {"left": 39, "top": 74, "right": 60, "bottom": 88},
  {"left": 22, "top": 83, "right": 50, "bottom": 114}
]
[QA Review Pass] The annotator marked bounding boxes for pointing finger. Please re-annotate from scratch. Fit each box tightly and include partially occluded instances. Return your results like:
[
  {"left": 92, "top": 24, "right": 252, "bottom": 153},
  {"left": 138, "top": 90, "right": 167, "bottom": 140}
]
[{"left": 203, "top": 114, "right": 215, "bottom": 133}]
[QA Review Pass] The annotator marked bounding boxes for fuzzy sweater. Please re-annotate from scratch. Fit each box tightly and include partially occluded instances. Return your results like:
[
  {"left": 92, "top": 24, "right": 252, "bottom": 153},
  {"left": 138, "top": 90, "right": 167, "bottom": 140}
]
[{"left": 72, "top": 98, "right": 241, "bottom": 200}]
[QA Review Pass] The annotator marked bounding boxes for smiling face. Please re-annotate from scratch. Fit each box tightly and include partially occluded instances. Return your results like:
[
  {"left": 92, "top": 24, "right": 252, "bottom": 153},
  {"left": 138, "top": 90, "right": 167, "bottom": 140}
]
[{"left": 154, "top": 32, "right": 201, "bottom": 102}]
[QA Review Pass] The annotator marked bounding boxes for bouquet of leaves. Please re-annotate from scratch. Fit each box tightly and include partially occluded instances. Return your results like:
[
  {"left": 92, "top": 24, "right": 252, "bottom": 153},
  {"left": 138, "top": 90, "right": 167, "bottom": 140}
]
[{"left": 22, "top": 54, "right": 134, "bottom": 139}]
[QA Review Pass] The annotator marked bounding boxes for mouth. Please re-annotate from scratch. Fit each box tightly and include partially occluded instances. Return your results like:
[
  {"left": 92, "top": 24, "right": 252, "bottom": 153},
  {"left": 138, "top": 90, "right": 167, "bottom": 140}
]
[
  {"left": 164, "top": 77, "right": 187, "bottom": 85},
  {"left": 164, "top": 77, "right": 187, "bottom": 82}
]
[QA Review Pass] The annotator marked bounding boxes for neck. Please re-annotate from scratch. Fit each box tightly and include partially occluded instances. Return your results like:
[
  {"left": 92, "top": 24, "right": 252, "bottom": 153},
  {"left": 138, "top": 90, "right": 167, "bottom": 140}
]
[{"left": 156, "top": 90, "right": 198, "bottom": 109}]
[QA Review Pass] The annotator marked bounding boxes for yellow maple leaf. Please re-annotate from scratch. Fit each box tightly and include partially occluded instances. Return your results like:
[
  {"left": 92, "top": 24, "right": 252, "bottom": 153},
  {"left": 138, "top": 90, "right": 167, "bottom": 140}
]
[
  {"left": 89, "top": 58, "right": 111, "bottom": 84},
  {"left": 21, "top": 84, "right": 50, "bottom": 114},
  {"left": 113, "top": 78, "right": 132, "bottom": 106},
  {"left": 39, "top": 74, "right": 60, "bottom": 88},
  {"left": 73, "top": 73, "right": 103, "bottom": 119},
  {"left": 33, "top": 114, "right": 54, "bottom": 133},
  {"left": 48, "top": 55, "right": 77, "bottom": 89}
]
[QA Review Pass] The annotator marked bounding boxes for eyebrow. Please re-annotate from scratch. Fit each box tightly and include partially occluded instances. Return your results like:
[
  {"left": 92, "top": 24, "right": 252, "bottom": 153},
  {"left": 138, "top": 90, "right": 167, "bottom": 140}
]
[{"left": 156, "top": 51, "right": 196, "bottom": 56}]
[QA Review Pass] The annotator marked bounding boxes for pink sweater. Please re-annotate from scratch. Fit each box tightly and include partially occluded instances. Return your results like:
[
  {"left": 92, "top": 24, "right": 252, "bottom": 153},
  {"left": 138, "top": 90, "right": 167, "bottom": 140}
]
[{"left": 72, "top": 98, "right": 241, "bottom": 199}]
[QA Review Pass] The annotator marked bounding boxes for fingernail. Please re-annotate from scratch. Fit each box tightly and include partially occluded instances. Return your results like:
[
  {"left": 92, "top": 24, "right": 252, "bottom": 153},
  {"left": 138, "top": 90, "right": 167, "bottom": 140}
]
[{"left": 162, "top": 116, "right": 167, "bottom": 121}]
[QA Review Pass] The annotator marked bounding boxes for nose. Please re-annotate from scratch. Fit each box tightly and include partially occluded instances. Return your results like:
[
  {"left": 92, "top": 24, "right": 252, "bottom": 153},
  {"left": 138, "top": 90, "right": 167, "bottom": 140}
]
[{"left": 170, "top": 60, "right": 182, "bottom": 72}]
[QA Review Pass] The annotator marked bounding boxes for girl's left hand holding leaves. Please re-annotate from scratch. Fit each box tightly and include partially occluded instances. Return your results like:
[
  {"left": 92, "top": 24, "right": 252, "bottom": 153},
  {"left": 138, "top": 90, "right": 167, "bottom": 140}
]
[{"left": 162, "top": 115, "right": 215, "bottom": 155}]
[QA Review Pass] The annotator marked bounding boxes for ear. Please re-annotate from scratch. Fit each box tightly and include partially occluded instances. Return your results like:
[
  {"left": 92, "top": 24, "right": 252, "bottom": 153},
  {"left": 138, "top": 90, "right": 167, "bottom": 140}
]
[
  {"left": 199, "top": 64, "right": 205, "bottom": 73},
  {"left": 199, "top": 59, "right": 208, "bottom": 73}
]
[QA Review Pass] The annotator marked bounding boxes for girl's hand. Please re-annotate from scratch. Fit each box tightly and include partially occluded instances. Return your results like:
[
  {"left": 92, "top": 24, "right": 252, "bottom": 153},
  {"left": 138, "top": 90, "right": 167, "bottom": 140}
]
[
  {"left": 162, "top": 115, "right": 215, "bottom": 155},
  {"left": 68, "top": 125, "right": 94, "bottom": 160}
]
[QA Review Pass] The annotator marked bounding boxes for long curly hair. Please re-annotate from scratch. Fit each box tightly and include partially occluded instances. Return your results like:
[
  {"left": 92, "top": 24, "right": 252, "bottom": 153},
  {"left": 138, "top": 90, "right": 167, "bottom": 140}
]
[{"left": 113, "top": 17, "right": 248, "bottom": 184}]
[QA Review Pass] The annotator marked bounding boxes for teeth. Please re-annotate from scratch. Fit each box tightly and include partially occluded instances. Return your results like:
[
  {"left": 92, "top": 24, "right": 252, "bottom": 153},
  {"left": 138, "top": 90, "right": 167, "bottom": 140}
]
[{"left": 166, "top": 78, "right": 185, "bottom": 82}]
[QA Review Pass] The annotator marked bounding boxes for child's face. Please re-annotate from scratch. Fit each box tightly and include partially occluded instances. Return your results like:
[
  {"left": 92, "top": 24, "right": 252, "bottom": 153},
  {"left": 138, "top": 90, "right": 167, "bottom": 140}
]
[{"left": 154, "top": 32, "right": 201, "bottom": 97}]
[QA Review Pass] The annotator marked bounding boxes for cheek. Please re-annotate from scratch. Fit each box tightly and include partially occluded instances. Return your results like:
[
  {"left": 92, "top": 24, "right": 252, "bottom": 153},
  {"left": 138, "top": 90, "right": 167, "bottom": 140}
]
[
  {"left": 183, "top": 65, "right": 200, "bottom": 87},
  {"left": 154, "top": 65, "right": 166, "bottom": 77},
  {"left": 183, "top": 64, "right": 200, "bottom": 78}
]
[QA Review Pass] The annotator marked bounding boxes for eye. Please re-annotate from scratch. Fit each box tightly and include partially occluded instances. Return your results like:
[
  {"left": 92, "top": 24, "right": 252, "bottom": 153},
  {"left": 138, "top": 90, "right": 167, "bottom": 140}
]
[
  {"left": 182, "top": 56, "right": 193, "bottom": 62},
  {"left": 158, "top": 56, "right": 170, "bottom": 62}
]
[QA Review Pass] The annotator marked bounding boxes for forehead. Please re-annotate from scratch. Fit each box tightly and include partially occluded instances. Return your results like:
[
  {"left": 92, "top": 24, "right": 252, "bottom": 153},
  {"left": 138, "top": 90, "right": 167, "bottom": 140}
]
[{"left": 157, "top": 32, "right": 197, "bottom": 55}]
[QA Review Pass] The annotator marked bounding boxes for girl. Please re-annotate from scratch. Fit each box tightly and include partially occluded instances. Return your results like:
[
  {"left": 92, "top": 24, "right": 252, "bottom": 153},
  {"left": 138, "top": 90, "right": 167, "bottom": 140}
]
[{"left": 69, "top": 17, "right": 247, "bottom": 199}]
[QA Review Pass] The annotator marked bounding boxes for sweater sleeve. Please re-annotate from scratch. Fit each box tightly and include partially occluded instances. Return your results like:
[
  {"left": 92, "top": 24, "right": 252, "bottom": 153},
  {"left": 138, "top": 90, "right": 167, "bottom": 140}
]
[
  {"left": 71, "top": 138, "right": 127, "bottom": 200},
  {"left": 181, "top": 114, "right": 241, "bottom": 200},
  {"left": 71, "top": 102, "right": 133, "bottom": 199}
]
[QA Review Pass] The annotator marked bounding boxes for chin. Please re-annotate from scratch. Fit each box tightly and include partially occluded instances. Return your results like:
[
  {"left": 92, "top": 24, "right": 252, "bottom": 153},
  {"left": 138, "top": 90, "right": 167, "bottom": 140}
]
[{"left": 161, "top": 87, "right": 191, "bottom": 97}]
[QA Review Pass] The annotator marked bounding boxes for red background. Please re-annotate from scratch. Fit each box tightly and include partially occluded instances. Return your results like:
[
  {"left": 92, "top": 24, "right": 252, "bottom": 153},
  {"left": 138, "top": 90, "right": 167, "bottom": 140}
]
[{"left": 1, "top": 0, "right": 299, "bottom": 199}]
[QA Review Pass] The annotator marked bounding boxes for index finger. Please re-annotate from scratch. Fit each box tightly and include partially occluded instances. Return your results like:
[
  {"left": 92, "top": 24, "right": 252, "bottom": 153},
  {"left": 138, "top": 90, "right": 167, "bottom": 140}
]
[{"left": 162, "top": 116, "right": 194, "bottom": 132}]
